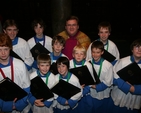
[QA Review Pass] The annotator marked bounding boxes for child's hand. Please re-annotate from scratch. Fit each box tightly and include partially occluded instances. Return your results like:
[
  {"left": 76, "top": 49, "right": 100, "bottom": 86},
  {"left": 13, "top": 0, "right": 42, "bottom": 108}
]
[
  {"left": 126, "top": 82, "right": 135, "bottom": 93},
  {"left": 13, "top": 98, "right": 17, "bottom": 102},
  {"left": 65, "top": 100, "right": 68, "bottom": 105},
  {"left": 34, "top": 99, "right": 44, "bottom": 107},
  {"left": 81, "top": 84, "right": 85, "bottom": 88},
  {"left": 129, "top": 85, "right": 135, "bottom": 93},
  {"left": 91, "top": 85, "right": 96, "bottom": 89},
  {"left": 12, "top": 98, "right": 17, "bottom": 109}
]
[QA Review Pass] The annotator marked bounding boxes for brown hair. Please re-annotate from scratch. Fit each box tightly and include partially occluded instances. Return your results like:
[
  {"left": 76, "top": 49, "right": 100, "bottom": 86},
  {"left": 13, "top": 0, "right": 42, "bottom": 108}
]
[
  {"left": 56, "top": 57, "right": 69, "bottom": 69},
  {"left": 52, "top": 35, "right": 65, "bottom": 47},
  {"left": 37, "top": 53, "right": 51, "bottom": 65},
  {"left": 66, "top": 16, "right": 79, "bottom": 25},
  {"left": 0, "top": 33, "right": 12, "bottom": 49},
  {"left": 3, "top": 19, "right": 18, "bottom": 30},
  {"left": 91, "top": 40, "right": 104, "bottom": 52},
  {"left": 98, "top": 21, "right": 111, "bottom": 33},
  {"left": 31, "top": 18, "right": 46, "bottom": 30},
  {"left": 130, "top": 39, "right": 141, "bottom": 50}
]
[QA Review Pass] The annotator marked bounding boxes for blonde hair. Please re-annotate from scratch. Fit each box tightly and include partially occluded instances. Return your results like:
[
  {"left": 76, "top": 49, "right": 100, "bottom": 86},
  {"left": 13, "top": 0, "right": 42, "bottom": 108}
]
[{"left": 73, "top": 45, "right": 86, "bottom": 55}]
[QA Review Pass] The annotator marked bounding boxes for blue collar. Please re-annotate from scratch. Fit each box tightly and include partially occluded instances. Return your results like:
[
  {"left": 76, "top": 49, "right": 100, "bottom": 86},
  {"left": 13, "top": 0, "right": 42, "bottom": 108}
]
[
  {"left": 130, "top": 55, "right": 141, "bottom": 64},
  {"left": 73, "top": 59, "right": 85, "bottom": 65},
  {"left": 0, "top": 57, "right": 13, "bottom": 68},
  {"left": 34, "top": 35, "right": 45, "bottom": 42},
  {"left": 92, "top": 57, "right": 104, "bottom": 65},
  {"left": 50, "top": 52, "right": 62, "bottom": 60},
  {"left": 60, "top": 72, "right": 71, "bottom": 79},
  {"left": 37, "top": 70, "right": 51, "bottom": 78},
  {"left": 12, "top": 37, "right": 18, "bottom": 45}
]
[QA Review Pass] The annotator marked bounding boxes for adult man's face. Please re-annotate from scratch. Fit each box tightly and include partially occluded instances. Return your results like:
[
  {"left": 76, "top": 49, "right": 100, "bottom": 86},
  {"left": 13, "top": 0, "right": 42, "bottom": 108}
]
[{"left": 65, "top": 19, "right": 79, "bottom": 36}]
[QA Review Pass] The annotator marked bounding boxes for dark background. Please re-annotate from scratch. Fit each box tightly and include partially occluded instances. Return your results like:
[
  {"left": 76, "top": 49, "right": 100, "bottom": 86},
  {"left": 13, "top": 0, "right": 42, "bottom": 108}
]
[{"left": 0, "top": 0, "right": 141, "bottom": 58}]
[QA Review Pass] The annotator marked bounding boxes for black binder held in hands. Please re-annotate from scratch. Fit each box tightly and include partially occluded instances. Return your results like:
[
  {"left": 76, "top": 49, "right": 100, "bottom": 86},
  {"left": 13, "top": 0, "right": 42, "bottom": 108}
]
[
  {"left": 69, "top": 65, "right": 96, "bottom": 85},
  {"left": 30, "top": 76, "right": 54, "bottom": 101},
  {"left": 0, "top": 77, "right": 27, "bottom": 101},
  {"left": 102, "top": 50, "right": 116, "bottom": 62},
  {"left": 117, "top": 62, "right": 141, "bottom": 85},
  {"left": 30, "top": 43, "right": 50, "bottom": 60},
  {"left": 51, "top": 79, "right": 81, "bottom": 100}
]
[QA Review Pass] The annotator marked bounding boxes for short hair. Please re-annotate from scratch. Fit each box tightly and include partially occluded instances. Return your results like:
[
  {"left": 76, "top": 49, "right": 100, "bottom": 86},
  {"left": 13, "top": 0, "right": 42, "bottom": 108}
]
[
  {"left": 130, "top": 39, "right": 141, "bottom": 50},
  {"left": 73, "top": 45, "right": 86, "bottom": 55},
  {"left": 56, "top": 57, "right": 69, "bottom": 69},
  {"left": 98, "top": 21, "right": 111, "bottom": 33},
  {"left": 52, "top": 35, "right": 65, "bottom": 47},
  {"left": 3, "top": 19, "right": 18, "bottom": 30},
  {"left": 37, "top": 53, "right": 51, "bottom": 65},
  {"left": 65, "top": 16, "right": 79, "bottom": 25},
  {"left": 91, "top": 41, "right": 104, "bottom": 51},
  {"left": 0, "top": 33, "right": 12, "bottom": 49},
  {"left": 31, "top": 18, "right": 46, "bottom": 30}
]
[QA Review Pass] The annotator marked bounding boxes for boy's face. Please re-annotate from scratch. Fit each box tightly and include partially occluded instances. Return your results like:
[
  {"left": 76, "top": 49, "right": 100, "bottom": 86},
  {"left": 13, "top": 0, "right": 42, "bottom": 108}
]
[
  {"left": 91, "top": 48, "right": 104, "bottom": 62},
  {"left": 132, "top": 46, "right": 141, "bottom": 59},
  {"left": 37, "top": 62, "right": 50, "bottom": 75},
  {"left": 73, "top": 50, "right": 86, "bottom": 62},
  {"left": 0, "top": 46, "right": 10, "bottom": 62},
  {"left": 98, "top": 27, "right": 110, "bottom": 42},
  {"left": 34, "top": 23, "right": 44, "bottom": 38},
  {"left": 57, "top": 63, "right": 68, "bottom": 76},
  {"left": 53, "top": 40, "right": 64, "bottom": 54},
  {"left": 65, "top": 19, "right": 79, "bottom": 36},
  {"left": 4, "top": 26, "right": 18, "bottom": 40}
]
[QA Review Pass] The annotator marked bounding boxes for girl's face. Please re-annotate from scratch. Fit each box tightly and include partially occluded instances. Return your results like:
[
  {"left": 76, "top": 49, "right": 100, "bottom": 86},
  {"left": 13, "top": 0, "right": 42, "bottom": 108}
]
[
  {"left": 91, "top": 48, "right": 104, "bottom": 62},
  {"left": 73, "top": 49, "right": 86, "bottom": 62},
  {"left": 38, "top": 62, "right": 50, "bottom": 75},
  {"left": 34, "top": 24, "right": 44, "bottom": 38},
  {"left": 132, "top": 46, "right": 141, "bottom": 59},
  {"left": 57, "top": 63, "right": 68, "bottom": 76}
]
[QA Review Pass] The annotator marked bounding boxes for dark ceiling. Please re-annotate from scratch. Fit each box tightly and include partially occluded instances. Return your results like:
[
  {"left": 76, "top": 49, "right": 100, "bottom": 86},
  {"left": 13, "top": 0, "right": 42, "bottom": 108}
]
[
  {"left": 0, "top": 0, "right": 141, "bottom": 41},
  {"left": 0, "top": 0, "right": 141, "bottom": 57}
]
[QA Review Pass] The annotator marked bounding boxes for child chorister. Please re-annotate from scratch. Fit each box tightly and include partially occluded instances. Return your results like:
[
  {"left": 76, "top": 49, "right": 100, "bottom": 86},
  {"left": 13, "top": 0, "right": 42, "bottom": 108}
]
[
  {"left": 29, "top": 53, "right": 55, "bottom": 113},
  {"left": 86, "top": 40, "right": 113, "bottom": 113},
  {"left": 52, "top": 57, "right": 82, "bottom": 113},
  {"left": 107, "top": 39, "right": 141, "bottom": 113}
]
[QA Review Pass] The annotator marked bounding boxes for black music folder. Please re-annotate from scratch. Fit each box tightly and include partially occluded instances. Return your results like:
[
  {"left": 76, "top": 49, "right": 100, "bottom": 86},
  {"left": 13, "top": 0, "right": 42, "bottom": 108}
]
[
  {"left": 30, "top": 43, "right": 50, "bottom": 60},
  {"left": 69, "top": 65, "right": 95, "bottom": 85},
  {"left": 30, "top": 76, "right": 54, "bottom": 101},
  {"left": 0, "top": 77, "right": 27, "bottom": 101},
  {"left": 50, "top": 62, "right": 58, "bottom": 75},
  {"left": 10, "top": 50, "right": 24, "bottom": 62},
  {"left": 51, "top": 79, "right": 81, "bottom": 100},
  {"left": 102, "top": 50, "right": 116, "bottom": 62},
  {"left": 117, "top": 62, "right": 141, "bottom": 85}
]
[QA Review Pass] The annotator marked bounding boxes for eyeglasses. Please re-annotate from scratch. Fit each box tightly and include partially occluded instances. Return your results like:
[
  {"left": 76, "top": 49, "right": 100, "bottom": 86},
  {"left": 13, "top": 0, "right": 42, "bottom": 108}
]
[
  {"left": 66, "top": 24, "right": 78, "bottom": 27},
  {"left": 134, "top": 46, "right": 141, "bottom": 51}
]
